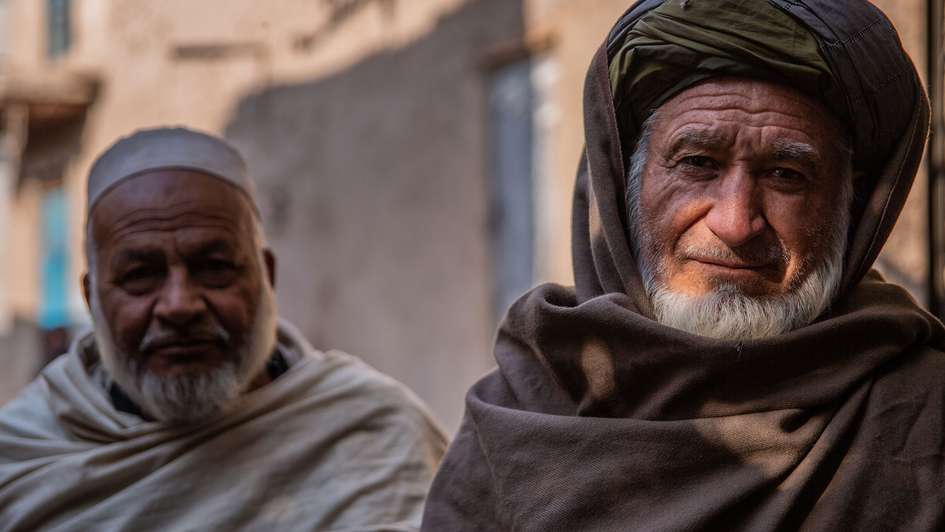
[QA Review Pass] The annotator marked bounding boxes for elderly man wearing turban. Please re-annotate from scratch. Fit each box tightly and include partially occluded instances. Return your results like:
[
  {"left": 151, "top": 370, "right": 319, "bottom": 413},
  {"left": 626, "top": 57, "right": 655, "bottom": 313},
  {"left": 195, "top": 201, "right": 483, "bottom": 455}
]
[
  {"left": 0, "top": 128, "right": 446, "bottom": 530},
  {"left": 423, "top": 0, "right": 945, "bottom": 530}
]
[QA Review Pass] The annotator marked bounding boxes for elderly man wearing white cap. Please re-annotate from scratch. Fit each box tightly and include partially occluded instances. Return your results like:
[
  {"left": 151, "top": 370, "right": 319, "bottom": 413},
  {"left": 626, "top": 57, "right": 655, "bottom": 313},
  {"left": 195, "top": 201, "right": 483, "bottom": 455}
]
[{"left": 0, "top": 127, "right": 446, "bottom": 531}]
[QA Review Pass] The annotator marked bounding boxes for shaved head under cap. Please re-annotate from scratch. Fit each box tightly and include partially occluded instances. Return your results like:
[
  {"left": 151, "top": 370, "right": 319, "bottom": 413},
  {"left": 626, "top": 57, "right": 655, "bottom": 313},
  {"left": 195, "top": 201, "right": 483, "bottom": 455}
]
[{"left": 86, "top": 127, "right": 258, "bottom": 216}]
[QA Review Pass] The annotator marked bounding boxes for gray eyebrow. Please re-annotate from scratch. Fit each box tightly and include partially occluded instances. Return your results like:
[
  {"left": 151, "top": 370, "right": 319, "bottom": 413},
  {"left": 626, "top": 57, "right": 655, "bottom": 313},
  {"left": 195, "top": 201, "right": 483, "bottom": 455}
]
[
  {"left": 769, "top": 139, "right": 820, "bottom": 174},
  {"left": 665, "top": 129, "right": 823, "bottom": 174},
  {"left": 110, "top": 248, "right": 165, "bottom": 270},
  {"left": 666, "top": 128, "right": 728, "bottom": 155}
]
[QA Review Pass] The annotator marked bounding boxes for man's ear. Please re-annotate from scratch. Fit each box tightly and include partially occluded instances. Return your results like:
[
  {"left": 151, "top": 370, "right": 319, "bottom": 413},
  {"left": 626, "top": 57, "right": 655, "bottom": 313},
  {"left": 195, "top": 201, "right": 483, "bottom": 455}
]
[
  {"left": 81, "top": 272, "right": 91, "bottom": 312},
  {"left": 263, "top": 249, "right": 277, "bottom": 289}
]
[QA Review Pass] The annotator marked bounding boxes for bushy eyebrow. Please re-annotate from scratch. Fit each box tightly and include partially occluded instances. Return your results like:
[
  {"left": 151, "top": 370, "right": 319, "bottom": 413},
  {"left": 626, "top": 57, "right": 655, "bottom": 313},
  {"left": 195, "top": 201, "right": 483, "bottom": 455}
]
[
  {"left": 110, "top": 239, "right": 237, "bottom": 268},
  {"left": 666, "top": 128, "right": 728, "bottom": 155},
  {"left": 666, "top": 129, "right": 821, "bottom": 174},
  {"left": 187, "top": 239, "right": 236, "bottom": 257},
  {"left": 769, "top": 139, "right": 820, "bottom": 174},
  {"left": 112, "top": 248, "right": 163, "bottom": 266}
]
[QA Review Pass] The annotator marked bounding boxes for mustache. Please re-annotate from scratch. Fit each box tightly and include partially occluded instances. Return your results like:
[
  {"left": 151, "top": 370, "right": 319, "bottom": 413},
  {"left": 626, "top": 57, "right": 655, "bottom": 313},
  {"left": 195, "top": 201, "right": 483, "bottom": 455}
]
[
  {"left": 138, "top": 324, "right": 231, "bottom": 352},
  {"left": 678, "top": 241, "right": 788, "bottom": 267}
]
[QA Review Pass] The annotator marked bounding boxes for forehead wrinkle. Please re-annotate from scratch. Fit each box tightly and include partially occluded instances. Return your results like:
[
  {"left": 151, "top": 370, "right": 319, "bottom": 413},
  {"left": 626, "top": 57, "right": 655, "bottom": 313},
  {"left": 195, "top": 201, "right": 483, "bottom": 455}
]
[
  {"left": 667, "top": 117, "right": 824, "bottom": 150},
  {"left": 671, "top": 108, "right": 818, "bottom": 131},
  {"left": 673, "top": 87, "right": 820, "bottom": 117},
  {"left": 99, "top": 201, "right": 246, "bottom": 239},
  {"left": 667, "top": 93, "right": 816, "bottom": 122},
  {"left": 107, "top": 220, "right": 242, "bottom": 244},
  {"left": 107, "top": 198, "right": 240, "bottom": 225}
]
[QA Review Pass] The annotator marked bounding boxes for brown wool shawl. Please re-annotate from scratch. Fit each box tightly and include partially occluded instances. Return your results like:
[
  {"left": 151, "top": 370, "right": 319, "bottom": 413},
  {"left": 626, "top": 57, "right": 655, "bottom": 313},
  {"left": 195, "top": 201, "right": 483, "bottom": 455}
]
[{"left": 422, "top": 1, "right": 945, "bottom": 530}]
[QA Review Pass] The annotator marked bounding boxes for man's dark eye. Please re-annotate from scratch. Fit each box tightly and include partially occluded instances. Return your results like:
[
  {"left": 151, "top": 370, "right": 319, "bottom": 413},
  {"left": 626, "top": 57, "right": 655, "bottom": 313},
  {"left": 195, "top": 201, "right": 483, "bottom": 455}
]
[
  {"left": 769, "top": 167, "right": 804, "bottom": 181},
  {"left": 195, "top": 259, "right": 240, "bottom": 287},
  {"left": 121, "top": 267, "right": 157, "bottom": 282},
  {"left": 119, "top": 267, "right": 162, "bottom": 294},
  {"left": 207, "top": 259, "right": 235, "bottom": 271},
  {"left": 679, "top": 155, "right": 717, "bottom": 169}
]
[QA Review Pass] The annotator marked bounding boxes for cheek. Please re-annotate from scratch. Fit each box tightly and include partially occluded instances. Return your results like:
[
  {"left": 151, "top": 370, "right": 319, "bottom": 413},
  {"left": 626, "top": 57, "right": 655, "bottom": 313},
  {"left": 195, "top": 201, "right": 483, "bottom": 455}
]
[
  {"left": 764, "top": 195, "right": 830, "bottom": 257},
  {"left": 641, "top": 183, "right": 709, "bottom": 249},
  {"left": 206, "top": 286, "right": 258, "bottom": 338},
  {"left": 102, "top": 295, "right": 153, "bottom": 351}
]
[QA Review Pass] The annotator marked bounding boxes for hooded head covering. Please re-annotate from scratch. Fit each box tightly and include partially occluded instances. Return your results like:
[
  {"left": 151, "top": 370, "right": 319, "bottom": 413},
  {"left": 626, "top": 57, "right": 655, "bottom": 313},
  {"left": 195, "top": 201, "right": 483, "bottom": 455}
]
[
  {"left": 581, "top": 0, "right": 928, "bottom": 308},
  {"left": 86, "top": 127, "right": 259, "bottom": 217},
  {"left": 422, "top": 1, "right": 945, "bottom": 530}
]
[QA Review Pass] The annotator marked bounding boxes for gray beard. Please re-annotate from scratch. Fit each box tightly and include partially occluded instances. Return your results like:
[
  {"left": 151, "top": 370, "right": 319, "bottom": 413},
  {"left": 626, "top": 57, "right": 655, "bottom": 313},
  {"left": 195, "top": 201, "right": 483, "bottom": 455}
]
[
  {"left": 644, "top": 245, "right": 844, "bottom": 340},
  {"left": 89, "top": 282, "right": 277, "bottom": 423}
]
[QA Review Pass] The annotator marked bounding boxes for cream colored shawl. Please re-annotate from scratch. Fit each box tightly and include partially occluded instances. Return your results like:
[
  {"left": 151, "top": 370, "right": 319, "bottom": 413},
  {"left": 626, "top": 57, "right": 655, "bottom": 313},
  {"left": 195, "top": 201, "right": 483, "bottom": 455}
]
[{"left": 0, "top": 320, "right": 446, "bottom": 531}]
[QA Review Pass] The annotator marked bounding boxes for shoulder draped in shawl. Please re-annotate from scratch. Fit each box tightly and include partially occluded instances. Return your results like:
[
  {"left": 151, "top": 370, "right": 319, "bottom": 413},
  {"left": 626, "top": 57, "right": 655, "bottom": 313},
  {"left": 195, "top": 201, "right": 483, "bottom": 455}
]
[{"left": 0, "top": 320, "right": 447, "bottom": 531}]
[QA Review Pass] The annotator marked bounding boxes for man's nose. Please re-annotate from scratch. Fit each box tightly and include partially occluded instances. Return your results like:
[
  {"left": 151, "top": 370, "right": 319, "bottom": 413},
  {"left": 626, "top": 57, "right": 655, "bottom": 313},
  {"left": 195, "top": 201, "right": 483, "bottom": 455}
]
[
  {"left": 704, "top": 170, "right": 767, "bottom": 248},
  {"left": 153, "top": 269, "right": 207, "bottom": 326}
]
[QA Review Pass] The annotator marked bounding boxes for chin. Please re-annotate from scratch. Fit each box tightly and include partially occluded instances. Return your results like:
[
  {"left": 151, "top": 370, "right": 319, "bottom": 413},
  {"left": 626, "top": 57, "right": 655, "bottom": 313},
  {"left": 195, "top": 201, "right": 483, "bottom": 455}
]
[
  {"left": 649, "top": 255, "right": 842, "bottom": 341},
  {"left": 705, "top": 277, "right": 787, "bottom": 299}
]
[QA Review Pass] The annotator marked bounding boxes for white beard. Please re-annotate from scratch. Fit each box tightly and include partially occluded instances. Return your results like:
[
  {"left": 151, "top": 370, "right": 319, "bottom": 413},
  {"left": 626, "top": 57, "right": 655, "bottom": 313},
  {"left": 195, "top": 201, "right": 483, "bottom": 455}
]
[
  {"left": 89, "top": 280, "right": 277, "bottom": 423},
  {"left": 646, "top": 243, "right": 844, "bottom": 340}
]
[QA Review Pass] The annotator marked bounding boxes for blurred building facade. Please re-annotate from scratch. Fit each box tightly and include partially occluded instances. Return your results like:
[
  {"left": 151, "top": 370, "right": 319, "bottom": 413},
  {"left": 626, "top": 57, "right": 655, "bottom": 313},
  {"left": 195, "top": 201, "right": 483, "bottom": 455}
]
[{"left": 0, "top": 0, "right": 935, "bottom": 430}]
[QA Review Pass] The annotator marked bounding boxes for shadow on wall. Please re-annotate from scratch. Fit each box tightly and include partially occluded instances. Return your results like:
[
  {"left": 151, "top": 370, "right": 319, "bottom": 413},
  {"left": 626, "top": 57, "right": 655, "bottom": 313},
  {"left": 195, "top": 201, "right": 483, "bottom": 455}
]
[{"left": 224, "top": 0, "right": 525, "bottom": 431}]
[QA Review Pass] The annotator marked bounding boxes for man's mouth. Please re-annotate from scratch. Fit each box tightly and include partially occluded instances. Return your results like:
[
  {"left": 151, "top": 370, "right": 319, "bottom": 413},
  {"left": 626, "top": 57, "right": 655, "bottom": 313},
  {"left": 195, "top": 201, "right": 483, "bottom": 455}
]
[
  {"left": 141, "top": 336, "right": 227, "bottom": 363},
  {"left": 149, "top": 340, "right": 218, "bottom": 355},
  {"left": 679, "top": 243, "right": 786, "bottom": 275},
  {"left": 689, "top": 257, "right": 769, "bottom": 270}
]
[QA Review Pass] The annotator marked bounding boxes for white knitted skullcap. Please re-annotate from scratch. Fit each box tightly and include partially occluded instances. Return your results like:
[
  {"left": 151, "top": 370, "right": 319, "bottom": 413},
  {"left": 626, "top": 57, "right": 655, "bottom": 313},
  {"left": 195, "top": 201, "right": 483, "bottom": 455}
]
[{"left": 86, "top": 126, "right": 258, "bottom": 215}]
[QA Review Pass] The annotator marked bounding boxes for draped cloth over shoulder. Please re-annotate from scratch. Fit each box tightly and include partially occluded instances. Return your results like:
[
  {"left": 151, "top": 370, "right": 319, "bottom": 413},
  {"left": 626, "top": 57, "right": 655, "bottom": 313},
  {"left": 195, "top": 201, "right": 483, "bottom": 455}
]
[
  {"left": 422, "top": 1, "right": 945, "bottom": 530},
  {"left": 0, "top": 321, "right": 447, "bottom": 531}
]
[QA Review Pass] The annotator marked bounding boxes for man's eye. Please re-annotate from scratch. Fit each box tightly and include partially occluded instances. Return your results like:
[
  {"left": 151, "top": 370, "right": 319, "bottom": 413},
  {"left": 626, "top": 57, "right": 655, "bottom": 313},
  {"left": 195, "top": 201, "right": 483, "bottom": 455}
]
[
  {"left": 121, "top": 267, "right": 157, "bottom": 282},
  {"left": 769, "top": 167, "right": 804, "bottom": 181},
  {"left": 206, "top": 259, "right": 235, "bottom": 271},
  {"left": 679, "top": 155, "right": 717, "bottom": 169},
  {"left": 119, "top": 267, "right": 162, "bottom": 294},
  {"left": 195, "top": 260, "right": 240, "bottom": 287}
]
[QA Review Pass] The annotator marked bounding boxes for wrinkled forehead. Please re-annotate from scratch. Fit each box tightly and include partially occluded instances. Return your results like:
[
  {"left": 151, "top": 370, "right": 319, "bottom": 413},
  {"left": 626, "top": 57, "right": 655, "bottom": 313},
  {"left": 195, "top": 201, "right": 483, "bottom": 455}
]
[
  {"left": 89, "top": 169, "right": 257, "bottom": 248},
  {"left": 650, "top": 77, "right": 850, "bottom": 157}
]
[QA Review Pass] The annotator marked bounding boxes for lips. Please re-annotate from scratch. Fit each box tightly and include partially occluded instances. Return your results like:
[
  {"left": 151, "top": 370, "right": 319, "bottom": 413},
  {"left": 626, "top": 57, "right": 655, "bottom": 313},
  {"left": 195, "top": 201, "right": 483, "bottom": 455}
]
[
  {"left": 690, "top": 257, "right": 769, "bottom": 270},
  {"left": 150, "top": 340, "right": 217, "bottom": 355},
  {"left": 142, "top": 336, "right": 224, "bottom": 358}
]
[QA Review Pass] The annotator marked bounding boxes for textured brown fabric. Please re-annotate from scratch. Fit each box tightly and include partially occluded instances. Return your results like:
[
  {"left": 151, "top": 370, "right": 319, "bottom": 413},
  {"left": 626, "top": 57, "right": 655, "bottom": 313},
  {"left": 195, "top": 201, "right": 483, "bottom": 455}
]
[{"left": 422, "top": 1, "right": 945, "bottom": 530}]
